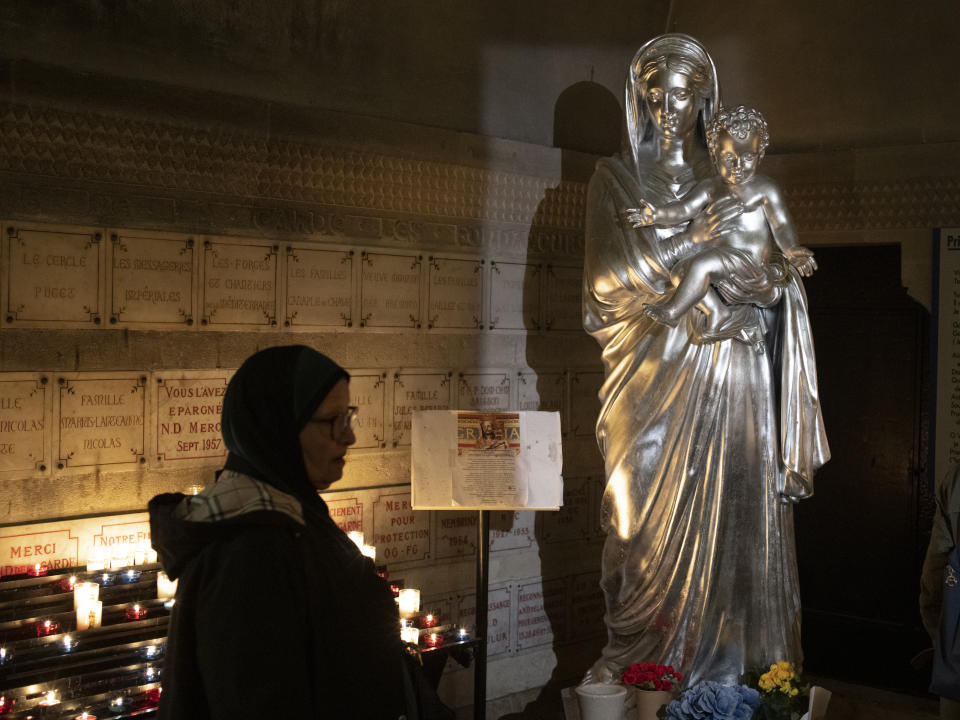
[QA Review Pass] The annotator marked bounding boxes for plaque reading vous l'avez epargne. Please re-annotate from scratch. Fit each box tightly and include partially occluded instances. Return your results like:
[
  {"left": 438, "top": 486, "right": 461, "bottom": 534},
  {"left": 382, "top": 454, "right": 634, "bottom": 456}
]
[
  {"left": 0, "top": 375, "right": 48, "bottom": 474},
  {"left": 285, "top": 246, "right": 353, "bottom": 327},
  {"left": 202, "top": 242, "right": 278, "bottom": 327},
  {"left": 111, "top": 233, "right": 194, "bottom": 326},
  {"left": 155, "top": 373, "right": 230, "bottom": 463},
  {"left": 5, "top": 227, "right": 102, "bottom": 325},
  {"left": 57, "top": 376, "right": 145, "bottom": 469}
]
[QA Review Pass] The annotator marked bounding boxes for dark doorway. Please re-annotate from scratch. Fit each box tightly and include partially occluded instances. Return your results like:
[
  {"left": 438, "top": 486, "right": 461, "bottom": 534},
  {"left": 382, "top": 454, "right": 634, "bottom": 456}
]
[{"left": 796, "top": 243, "right": 932, "bottom": 692}]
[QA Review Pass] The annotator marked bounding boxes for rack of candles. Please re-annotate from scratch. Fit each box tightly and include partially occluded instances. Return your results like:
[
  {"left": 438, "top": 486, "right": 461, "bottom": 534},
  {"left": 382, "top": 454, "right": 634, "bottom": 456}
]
[{"left": 0, "top": 559, "right": 172, "bottom": 719}]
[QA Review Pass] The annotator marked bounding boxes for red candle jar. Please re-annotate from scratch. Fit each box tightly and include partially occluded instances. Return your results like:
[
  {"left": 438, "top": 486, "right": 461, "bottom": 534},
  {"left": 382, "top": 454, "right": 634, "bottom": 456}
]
[
  {"left": 417, "top": 613, "right": 439, "bottom": 629},
  {"left": 423, "top": 632, "right": 443, "bottom": 649},
  {"left": 36, "top": 619, "right": 60, "bottom": 637},
  {"left": 27, "top": 563, "right": 47, "bottom": 577},
  {"left": 389, "top": 582, "right": 404, "bottom": 598},
  {"left": 376, "top": 565, "right": 389, "bottom": 579},
  {"left": 125, "top": 604, "right": 148, "bottom": 620},
  {"left": 59, "top": 576, "right": 77, "bottom": 592}
]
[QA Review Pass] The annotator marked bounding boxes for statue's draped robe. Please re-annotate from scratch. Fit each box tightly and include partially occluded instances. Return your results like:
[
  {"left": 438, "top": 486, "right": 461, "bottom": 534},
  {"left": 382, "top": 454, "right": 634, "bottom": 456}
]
[{"left": 583, "top": 150, "right": 829, "bottom": 685}]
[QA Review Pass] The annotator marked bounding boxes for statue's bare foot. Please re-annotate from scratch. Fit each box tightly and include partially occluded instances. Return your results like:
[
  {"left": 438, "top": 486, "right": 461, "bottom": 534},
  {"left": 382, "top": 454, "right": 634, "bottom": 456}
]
[{"left": 643, "top": 302, "right": 681, "bottom": 327}]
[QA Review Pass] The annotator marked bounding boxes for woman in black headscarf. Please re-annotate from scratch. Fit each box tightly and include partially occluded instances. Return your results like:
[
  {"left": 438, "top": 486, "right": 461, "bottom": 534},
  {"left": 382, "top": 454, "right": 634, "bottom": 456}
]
[{"left": 150, "top": 345, "right": 409, "bottom": 719}]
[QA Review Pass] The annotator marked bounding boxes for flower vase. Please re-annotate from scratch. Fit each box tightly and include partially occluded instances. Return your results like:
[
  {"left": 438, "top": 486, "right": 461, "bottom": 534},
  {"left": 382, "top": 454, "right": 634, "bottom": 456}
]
[{"left": 635, "top": 689, "right": 672, "bottom": 720}]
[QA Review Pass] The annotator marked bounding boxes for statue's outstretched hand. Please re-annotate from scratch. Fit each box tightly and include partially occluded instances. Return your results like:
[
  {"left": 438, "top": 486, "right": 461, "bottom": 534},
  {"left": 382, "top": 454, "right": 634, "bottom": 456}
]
[
  {"left": 624, "top": 200, "right": 657, "bottom": 227},
  {"left": 785, "top": 246, "right": 817, "bottom": 277},
  {"left": 688, "top": 197, "right": 743, "bottom": 245}
]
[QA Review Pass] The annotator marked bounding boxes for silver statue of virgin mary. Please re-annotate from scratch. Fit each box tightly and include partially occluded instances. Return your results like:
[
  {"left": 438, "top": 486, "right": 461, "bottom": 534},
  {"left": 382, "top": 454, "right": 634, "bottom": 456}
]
[{"left": 582, "top": 33, "right": 829, "bottom": 686}]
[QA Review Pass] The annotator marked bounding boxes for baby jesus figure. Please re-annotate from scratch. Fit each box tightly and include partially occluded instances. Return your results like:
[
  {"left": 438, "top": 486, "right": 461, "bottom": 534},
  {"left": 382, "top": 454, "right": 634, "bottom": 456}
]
[{"left": 626, "top": 105, "right": 816, "bottom": 343}]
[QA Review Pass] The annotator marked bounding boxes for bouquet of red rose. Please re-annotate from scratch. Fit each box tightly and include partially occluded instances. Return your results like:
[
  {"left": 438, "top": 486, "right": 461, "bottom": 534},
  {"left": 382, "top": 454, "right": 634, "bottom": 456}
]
[{"left": 621, "top": 662, "right": 683, "bottom": 692}]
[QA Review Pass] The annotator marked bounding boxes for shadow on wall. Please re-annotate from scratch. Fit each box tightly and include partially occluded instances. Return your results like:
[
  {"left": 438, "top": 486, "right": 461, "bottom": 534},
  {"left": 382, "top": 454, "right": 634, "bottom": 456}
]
[{"left": 500, "top": 81, "right": 620, "bottom": 720}]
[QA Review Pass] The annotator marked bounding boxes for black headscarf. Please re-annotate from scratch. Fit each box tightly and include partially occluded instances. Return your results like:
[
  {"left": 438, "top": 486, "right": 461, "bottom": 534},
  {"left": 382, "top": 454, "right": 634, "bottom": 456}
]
[{"left": 221, "top": 345, "right": 349, "bottom": 507}]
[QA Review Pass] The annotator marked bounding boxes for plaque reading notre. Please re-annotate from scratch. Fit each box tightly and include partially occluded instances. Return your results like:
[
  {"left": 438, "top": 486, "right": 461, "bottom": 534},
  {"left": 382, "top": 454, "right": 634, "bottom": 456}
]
[
  {"left": 155, "top": 373, "right": 230, "bottom": 463},
  {"left": 285, "top": 246, "right": 353, "bottom": 328},
  {"left": 359, "top": 252, "right": 421, "bottom": 328},
  {"left": 489, "top": 261, "right": 540, "bottom": 330},
  {"left": 392, "top": 372, "right": 452, "bottom": 446},
  {"left": 373, "top": 491, "right": 430, "bottom": 564},
  {"left": 350, "top": 373, "right": 386, "bottom": 449},
  {"left": 545, "top": 264, "right": 583, "bottom": 331},
  {"left": 0, "top": 376, "right": 48, "bottom": 474},
  {"left": 111, "top": 233, "right": 194, "bottom": 326},
  {"left": 427, "top": 256, "right": 483, "bottom": 329},
  {"left": 458, "top": 373, "right": 511, "bottom": 411},
  {"left": 202, "top": 241, "right": 278, "bottom": 327},
  {"left": 5, "top": 227, "right": 101, "bottom": 325},
  {"left": 58, "top": 376, "right": 145, "bottom": 469}
]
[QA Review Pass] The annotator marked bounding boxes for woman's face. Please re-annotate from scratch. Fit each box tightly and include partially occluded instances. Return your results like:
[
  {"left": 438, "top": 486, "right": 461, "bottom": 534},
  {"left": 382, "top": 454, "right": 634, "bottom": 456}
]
[
  {"left": 643, "top": 67, "right": 699, "bottom": 140},
  {"left": 299, "top": 378, "right": 355, "bottom": 492}
]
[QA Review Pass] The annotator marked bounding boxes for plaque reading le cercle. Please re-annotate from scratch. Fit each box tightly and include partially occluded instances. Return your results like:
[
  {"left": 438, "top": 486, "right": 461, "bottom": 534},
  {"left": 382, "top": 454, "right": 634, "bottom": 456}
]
[
  {"left": 202, "top": 242, "right": 277, "bottom": 327},
  {"left": 392, "top": 373, "right": 451, "bottom": 446},
  {"left": 58, "top": 377, "right": 145, "bottom": 468},
  {"left": 0, "top": 377, "right": 47, "bottom": 474},
  {"left": 111, "top": 234, "right": 194, "bottom": 326},
  {"left": 427, "top": 256, "right": 483, "bottom": 329},
  {"left": 5, "top": 228, "right": 100, "bottom": 324},
  {"left": 155, "top": 374, "right": 230, "bottom": 463},
  {"left": 359, "top": 252, "right": 421, "bottom": 328},
  {"left": 285, "top": 246, "right": 353, "bottom": 328}
]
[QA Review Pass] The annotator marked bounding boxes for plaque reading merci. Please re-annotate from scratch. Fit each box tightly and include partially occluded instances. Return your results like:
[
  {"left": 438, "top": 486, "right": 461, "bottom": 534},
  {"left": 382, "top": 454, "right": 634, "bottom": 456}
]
[{"left": 410, "top": 410, "right": 563, "bottom": 510}]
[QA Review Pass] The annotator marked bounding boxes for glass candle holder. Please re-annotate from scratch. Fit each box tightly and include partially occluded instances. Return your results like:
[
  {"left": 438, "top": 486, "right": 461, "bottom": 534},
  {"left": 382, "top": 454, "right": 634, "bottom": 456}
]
[
  {"left": 423, "top": 632, "right": 443, "bottom": 649},
  {"left": 27, "top": 563, "right": 47, "bottom": 577},
  {"left": 156, "top": 571, "right": 178, "bottom": 600},
  {"left": 36, "top": 619, "right": 60, "bottom": 637},
  {"left": 76, "top": 601, "right": 102, "bottom": 630},
  {"left": 125, "top": 604, "right": 148, "bottom": 620},
  {"left": 397, "top": 589, "right": 420, "bottom": 619},
  {"left": 400, "top": 626, "right": 420, "bottom": 644},
  {"left": 418, "top": 613, "right": 439, "bottom": 629},
  {"left": 74, "top": 582, "right": 99, "bottom": 610}
]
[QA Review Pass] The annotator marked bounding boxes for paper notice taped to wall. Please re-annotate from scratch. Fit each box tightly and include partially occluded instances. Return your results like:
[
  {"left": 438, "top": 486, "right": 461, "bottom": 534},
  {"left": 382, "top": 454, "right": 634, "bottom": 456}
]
[{"left": 411, "top": 410, "right": 562, "bottom": 510}]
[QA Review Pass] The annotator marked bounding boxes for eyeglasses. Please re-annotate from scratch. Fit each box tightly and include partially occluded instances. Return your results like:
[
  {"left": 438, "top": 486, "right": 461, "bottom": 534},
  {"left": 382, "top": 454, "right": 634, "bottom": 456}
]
[{"left": 308, "top": 406, "right": 359, "bottom": 440}]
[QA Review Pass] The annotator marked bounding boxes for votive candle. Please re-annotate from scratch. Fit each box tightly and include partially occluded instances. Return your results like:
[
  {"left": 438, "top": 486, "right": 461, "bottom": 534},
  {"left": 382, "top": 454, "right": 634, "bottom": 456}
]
[
  {"left": 400, "top": 626, "right": 420, "bottom": 644},
  {"left": 86, "top": 552, "right": 106, "bottom": 572},
  {"left": 397, "top": 589, "right": 420, "bottom": 619},
  {"left": 423, "top": 632, "right": 443, "bottom": 649},
  {"left": 36, "top": 619, "right": 60, "bottom": 637},
  {"left": 74, "top": 582, "right": 99, "bottom": 610},
  {"left": 76, "top": 601, "right": 102, "bottom": 630},
  {"left": 347, "top": 531, "right": 365, "bottom": 548},
  {"left": 360, "top": 544, "right": 377, "bottom": 560},
  {"left": 125, "top": 604, "right": 148, "bottom": 620},
  {"left": 27, "top": 562, "right": 47, "bottom": 577},
  {"left": 419, "top": 613, "right": 438, "bottom": 629},
  {"left": 156, "top": 571, "right": 178, "bottom": 600}
]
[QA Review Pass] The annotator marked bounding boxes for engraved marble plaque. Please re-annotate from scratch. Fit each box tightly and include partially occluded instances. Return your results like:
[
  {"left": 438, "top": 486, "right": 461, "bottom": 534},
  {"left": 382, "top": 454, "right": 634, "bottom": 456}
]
[
  {"left": 517, "top": 371, "right": 565, "bottom": 433},
  {"left": 458, "top": 373, "right": 511, "bottom": 411},
  {"left": 323, "top": 494, "right": 366, "bottom": 535},
  {"left": 544, "top": 264, "right": 583, "bottom": 331},
  {"left": 392, "top": 372, "right": 452, "bottom": 446},
  {"left": 541, "top": 476, "right": 592, "bottom": 543},
  {"left": 570, "top": 370, "right": 604, "bottom": 437},
  {"left": 427, "top": 256, "right": 482, "bottom": 329},
  {"left": 155, "top": 373, "right": 230, "bottom": 463},
  {"left": 0, "top": 375, "right": 48, "bottom": 474},
  {"left": 57, "top": 376, "right": 145, "bottom": 469},
  {"left": 202, "top": 241, "right": 278, "bottom": 327},
  {"left": 456, "top": 586, "right": 511, "bottom": 656},
  {"left": 373, "top": 491, "right": 430, "bottom": 564},
  {"left": 489, "top": 510, "right": 535, "bottom": 552},
  {"left": 489, "top": 261, "right": 540, "bottom": 330},
  {"left": 285, "top": 246, "right": 353, "bottom": 328},
  {"left": 570, "top": 571, "right": 605, "bottom": 640},
  {"left": 350, "top": 373, "right": 386, "bottom": 449},
  {"left": 435, "top": 510, "right": 478, "bottom": 559},
  {"left": 359, "top": 252, "right": 421, "bottom": 328},
  {"left": 516, "top": 578, "right": 568, "bottom": 649},
  {"left": 111, "top": 233, "right": 194, "bottom": 326},
  {"left": 5, "top": 227, "right": 101, "bottom": 325}
]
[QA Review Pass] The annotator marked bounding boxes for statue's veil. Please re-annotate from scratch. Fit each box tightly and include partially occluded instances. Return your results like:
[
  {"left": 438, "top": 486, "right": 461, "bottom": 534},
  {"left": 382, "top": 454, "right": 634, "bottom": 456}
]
[{"left": 624, "top": 33, "right": 721, "bottom": 173}]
